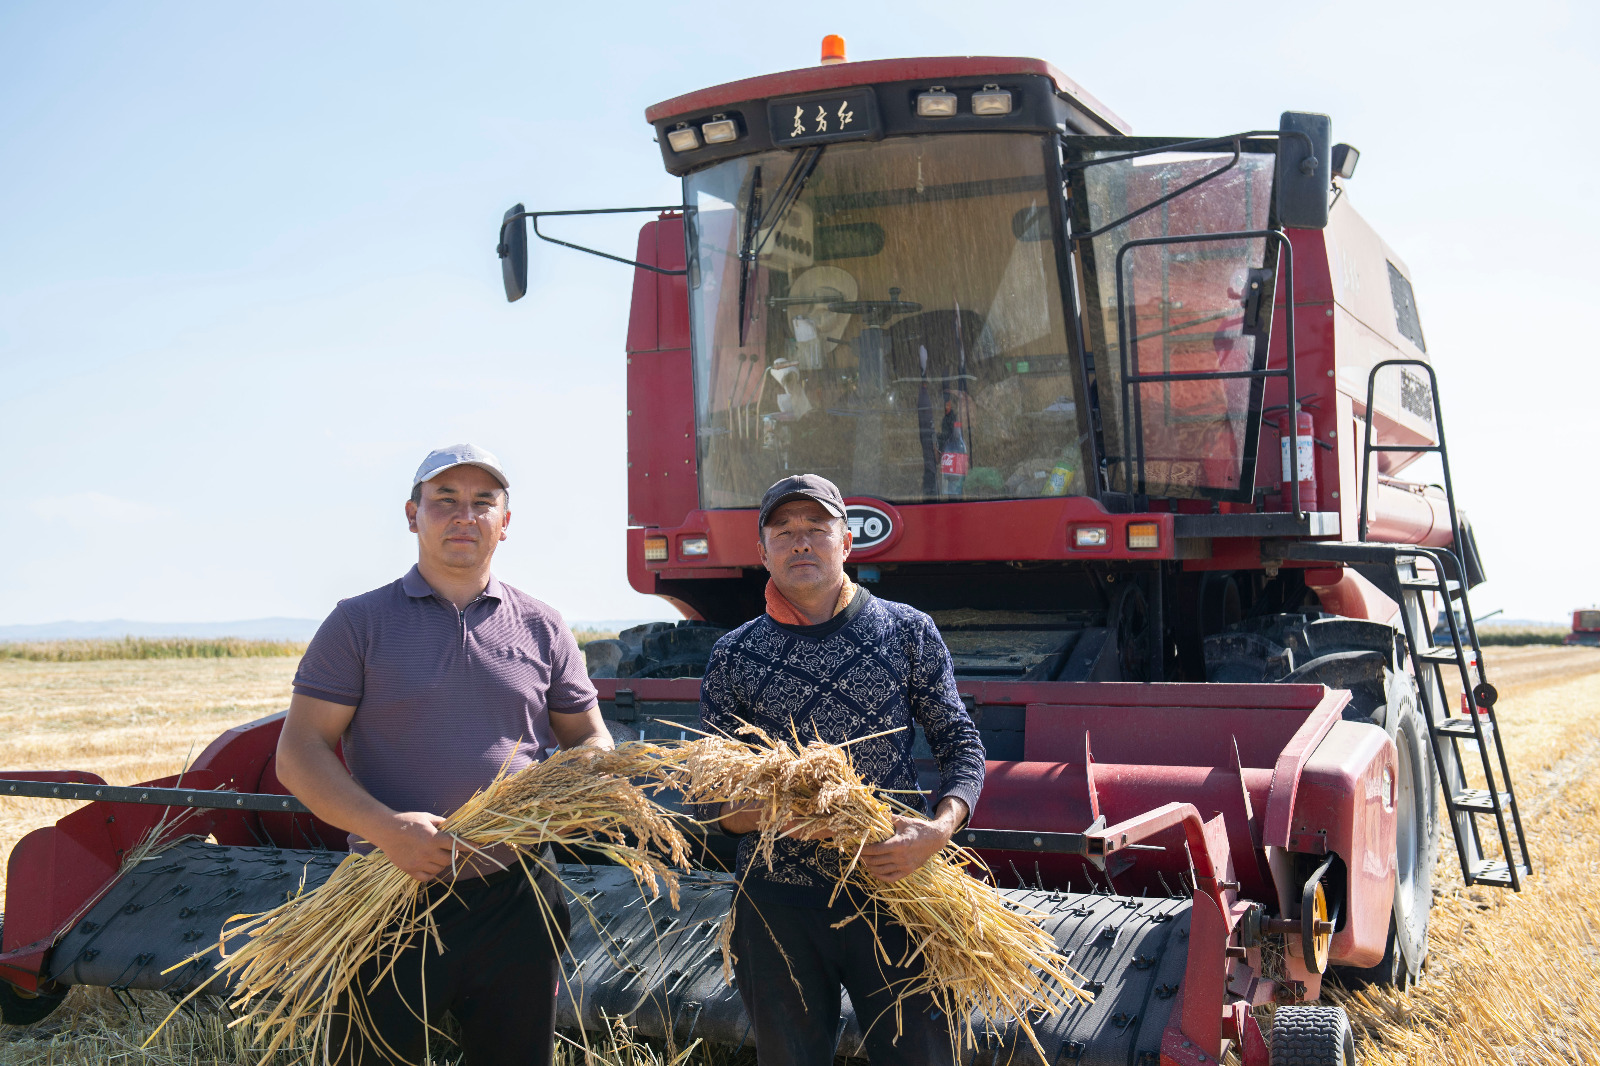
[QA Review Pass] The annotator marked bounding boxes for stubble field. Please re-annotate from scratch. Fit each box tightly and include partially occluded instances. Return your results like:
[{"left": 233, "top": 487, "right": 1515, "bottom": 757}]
[{"left": 0, "top": 646, "right": 1597, "bottom": 1064}]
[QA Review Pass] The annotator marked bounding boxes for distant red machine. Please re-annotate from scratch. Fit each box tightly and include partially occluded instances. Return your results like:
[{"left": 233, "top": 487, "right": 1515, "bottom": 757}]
[{"left": 1566, "top": 608, "right": 1600, "bottom": 646}]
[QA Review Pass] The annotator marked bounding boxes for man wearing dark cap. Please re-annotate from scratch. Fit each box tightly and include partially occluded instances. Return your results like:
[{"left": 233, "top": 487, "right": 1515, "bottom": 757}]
[
  {"left": 698, "top": 474, "right": 986, "bottom": 1066},
  {"left": 277, "top": 444, "right": 610, "bottom": 1066}
]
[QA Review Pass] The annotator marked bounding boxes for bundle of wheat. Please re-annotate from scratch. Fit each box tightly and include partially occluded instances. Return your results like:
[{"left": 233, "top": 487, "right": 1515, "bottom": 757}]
[
  {"left": 148, "top": 742, "right": 690, "bottom": 1065},
  {"left": 665, "top": 725, "right": 1090, "bottom": 1059}
]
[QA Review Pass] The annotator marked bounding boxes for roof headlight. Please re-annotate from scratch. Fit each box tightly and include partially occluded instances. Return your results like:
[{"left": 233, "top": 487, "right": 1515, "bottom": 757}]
[
  {"left": 666, "top": 124, "right": 700, "bottom": 152},
  {"left": 971, "top": 85, "right": 1013, "bottom": 116},
  {"left": 701, "top": 116, "right": 738, "bottom": 144},
  {"left": 916, "top": 87, "right": 958, "bottom": 118}
]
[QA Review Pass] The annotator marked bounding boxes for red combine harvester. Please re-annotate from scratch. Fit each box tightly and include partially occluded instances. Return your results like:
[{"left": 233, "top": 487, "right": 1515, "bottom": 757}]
[
  {"left": 1564, "top": 608, "right": 1600, "bottom": 646},
  {"left": 1, "top": 44, "right": 1530, "bottom": 1066}
]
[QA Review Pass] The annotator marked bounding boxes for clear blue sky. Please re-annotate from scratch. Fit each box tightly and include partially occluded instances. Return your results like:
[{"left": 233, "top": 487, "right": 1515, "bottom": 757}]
[{"left": 3, "top": 1, "right": 1594, "bottom": 626}]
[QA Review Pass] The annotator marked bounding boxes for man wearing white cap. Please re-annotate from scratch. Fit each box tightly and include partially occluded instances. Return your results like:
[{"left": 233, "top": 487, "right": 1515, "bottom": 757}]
[{"left": 277, "top": 444, "right": 609, "bottom": 1066}]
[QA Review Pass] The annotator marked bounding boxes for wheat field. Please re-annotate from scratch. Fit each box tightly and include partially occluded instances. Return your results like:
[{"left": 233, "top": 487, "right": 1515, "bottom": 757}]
[{"left": 1, "top": 646, "right": 1598, "bottom": 1063}]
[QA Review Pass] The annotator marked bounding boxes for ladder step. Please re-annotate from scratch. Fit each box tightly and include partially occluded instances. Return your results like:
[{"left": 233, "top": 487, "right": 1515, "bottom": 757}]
[
  {"left": 1399, "top": 576, "right": 1461, "bottom": 594},
  {"left": 1466, "top": 860, "right": 1530, "bottom": 888},
  {"left": 1451, "top": 788, "right": 1515, "bottom": 814},
  {"left": 1413, "top": 644, "right": 1464, "bottom": 664},
  {"left": 1435, "top": 717, "right": 1483, "bottom": 738}
]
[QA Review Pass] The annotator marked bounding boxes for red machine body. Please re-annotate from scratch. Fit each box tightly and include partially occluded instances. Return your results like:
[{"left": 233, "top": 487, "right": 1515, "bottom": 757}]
[
  {"left": 1566, "top": 607, "right": 1600, "bottom": 646},
  {"left": 2, "top": 49, "right": 1519, "bottom": 1066}
]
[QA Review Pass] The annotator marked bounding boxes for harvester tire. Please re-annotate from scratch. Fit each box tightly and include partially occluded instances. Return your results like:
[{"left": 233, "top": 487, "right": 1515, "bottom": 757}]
[
  {"left": 584, "top": 621, "right": 727, "bottom": 680},
  {"left": 1269, "top": 1005, "right": 1356, "bottom": 1065},
  {"left": 1332, "top": 676, "right": 1435, "bottom": 990},
  {"left": 1205, "top": 613, "right": 1438, "bottom": 989},
  {"left": 0, "top": 922, "right": 67, "bottom": 1026}
]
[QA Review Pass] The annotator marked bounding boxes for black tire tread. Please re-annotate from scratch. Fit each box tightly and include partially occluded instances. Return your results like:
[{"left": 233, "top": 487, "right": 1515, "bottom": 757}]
[{"left": 1270, "top": 1005, "right": 1356, "bottom": 1066}]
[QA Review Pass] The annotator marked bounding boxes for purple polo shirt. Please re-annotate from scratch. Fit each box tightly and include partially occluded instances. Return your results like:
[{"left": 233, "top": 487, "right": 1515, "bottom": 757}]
[{"left": 293, "top": 566, "right": 597, "bottom": 834}]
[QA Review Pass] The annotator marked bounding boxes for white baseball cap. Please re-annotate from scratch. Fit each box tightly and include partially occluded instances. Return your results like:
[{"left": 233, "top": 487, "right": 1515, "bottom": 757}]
[{"left": 412, "top": 444, "right": 510, "bottom": 490}]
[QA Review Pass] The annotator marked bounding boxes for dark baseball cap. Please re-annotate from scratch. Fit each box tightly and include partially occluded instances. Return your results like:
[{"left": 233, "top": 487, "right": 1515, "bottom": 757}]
[{"left": 758, "top": 474, "right": 847, "bottom": 528}]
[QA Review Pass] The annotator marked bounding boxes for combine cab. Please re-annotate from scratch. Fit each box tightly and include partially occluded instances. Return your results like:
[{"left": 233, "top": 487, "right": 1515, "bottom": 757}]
[{"left": 3, "top": 43, "right": 1531, "bottom": 1066}]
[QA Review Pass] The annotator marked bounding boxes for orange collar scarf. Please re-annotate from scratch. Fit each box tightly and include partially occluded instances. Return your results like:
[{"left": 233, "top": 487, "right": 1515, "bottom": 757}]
[{"left": 765, "top": 576, "right": 857, "bottom": 627}]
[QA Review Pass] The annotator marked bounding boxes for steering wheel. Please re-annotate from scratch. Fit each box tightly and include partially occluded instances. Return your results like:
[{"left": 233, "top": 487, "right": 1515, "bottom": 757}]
[{"left": 827, "top": 286, "right": 922, "bottom": 325}]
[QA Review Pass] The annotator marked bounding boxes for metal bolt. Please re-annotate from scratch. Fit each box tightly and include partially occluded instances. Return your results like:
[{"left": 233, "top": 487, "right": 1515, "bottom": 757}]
[
  {"left": 1033, "top": 836, "right": 1043, "bottom": 847},
  {"left": 1325, "top": 308, "right": 1333, "bottom": 317},
  {"left": 1326, "top": 369, "right": 1334, "bottom": 377}
]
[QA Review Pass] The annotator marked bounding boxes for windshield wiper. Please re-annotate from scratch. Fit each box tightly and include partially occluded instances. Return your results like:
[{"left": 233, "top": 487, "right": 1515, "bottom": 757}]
[
  {"left": 737, "top": 146, "right": 825, "bottom": 345},
  {"left": 736, "top": 165, "right": 764, "bottom": 345}
]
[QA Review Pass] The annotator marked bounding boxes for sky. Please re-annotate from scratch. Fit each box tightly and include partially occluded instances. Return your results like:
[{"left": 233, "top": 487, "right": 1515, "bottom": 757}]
[{"left": 2, "top": 1, "right": 1595, "bottom": 627}]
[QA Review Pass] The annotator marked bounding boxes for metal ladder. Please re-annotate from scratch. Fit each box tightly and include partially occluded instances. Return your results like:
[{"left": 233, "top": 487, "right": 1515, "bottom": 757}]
[
  {"left": 1290, "top": 360, "right": 1530, "bottom": 890},
  {"left": 1359, "top": 359, "right": 1530, "bottom": 889}
]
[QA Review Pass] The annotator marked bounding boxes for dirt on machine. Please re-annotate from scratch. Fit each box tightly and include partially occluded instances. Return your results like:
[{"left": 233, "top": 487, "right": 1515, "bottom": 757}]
[{"left": 2, "top": 40, "right": 1531, "bottom": 1066}]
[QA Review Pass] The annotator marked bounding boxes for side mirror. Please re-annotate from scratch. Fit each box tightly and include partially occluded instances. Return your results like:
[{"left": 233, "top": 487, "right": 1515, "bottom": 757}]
[
  {"left": 498, "top": 203, "right": 528, "bottom": 302},
  {"left": 1276, "top": 112, "right": 1332, "bottom": 229}
]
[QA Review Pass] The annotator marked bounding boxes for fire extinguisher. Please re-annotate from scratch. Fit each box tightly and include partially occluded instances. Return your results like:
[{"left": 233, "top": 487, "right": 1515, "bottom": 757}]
[{"left": 1281, "top": 408, "right": 1319, "bottom": 511}]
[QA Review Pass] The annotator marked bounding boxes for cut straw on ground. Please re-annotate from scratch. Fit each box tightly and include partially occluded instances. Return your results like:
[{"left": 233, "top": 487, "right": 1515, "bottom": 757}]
[
  {"left": 147, "top": 742, "right": 691, "bottom": 1065},
  {"left": 663, "top": 723, "right": 1091, "bottom": 1060}
]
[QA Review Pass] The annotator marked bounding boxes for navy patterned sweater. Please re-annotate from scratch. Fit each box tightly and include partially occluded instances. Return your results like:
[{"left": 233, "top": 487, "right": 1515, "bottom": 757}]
[{"left": 697, "top": 589, "right": 986, "bottom": 907}]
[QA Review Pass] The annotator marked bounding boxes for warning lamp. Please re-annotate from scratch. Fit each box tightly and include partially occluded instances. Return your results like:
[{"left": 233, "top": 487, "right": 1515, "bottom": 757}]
[
  {"left": 820, "top": 34, "right": 846, "bottom": 65},
  {"left": 1126, "top": 522, "right": 1160, "bottom": 550},
  {"left": 1073, "top": 526, "right": 1109, "bottom": 549},
  {"left": 917, "top": 87, "right": 958, "bottom": 117},
  {"left": 643, "top": 536, "right": 669, "bottom": 562},
  {"left": 681, "top": 536, "right": 710, "bottom": 558},
  {"left": 1332, "top": 143, "right": 1360, "bottom": 179},
  {"left": 702, "top": 115, "right": 739, "bottom": 144},
  {"left": 971, "top": 85, "right": 1013, "bottom": 116},
  {"left": 666, "top": 124, "right": 700, "bottom": 153}
]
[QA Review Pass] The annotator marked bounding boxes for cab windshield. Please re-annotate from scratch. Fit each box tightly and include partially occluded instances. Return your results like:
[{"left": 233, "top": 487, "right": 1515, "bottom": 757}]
[{"left": 685, "top": 133, "right": 1085, "bottom": 508}]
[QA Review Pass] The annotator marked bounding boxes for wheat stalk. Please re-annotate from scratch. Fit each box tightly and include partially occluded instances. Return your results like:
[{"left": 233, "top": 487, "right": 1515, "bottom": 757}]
[
  {"left": 147, "top": 742, "right": 691, "bottom": 1065},
  {"left": 663, "top": 724, "right": 1091, "bottom": 1060}
]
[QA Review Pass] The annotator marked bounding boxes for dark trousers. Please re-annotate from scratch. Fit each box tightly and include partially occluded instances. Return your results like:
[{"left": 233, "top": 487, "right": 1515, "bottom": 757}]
[
  {"left": 328, "top": 860, "right": 571, "bottom": 1066},
  {"left": 731, "top": 894, "right": 955, "bottom": 1066}
]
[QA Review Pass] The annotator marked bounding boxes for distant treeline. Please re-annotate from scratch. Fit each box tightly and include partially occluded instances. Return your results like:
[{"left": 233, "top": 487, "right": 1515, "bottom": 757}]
[
  {"left": 0, "top": 627, "right": 1566, "bottom": 663},
  {"left": 1, "top": 637, "right": 307, "bottom": 662},
  {"left": 1477, "top": 626, "right": 1568, "bottom": 647},
  {"left": 572, "top": 629, "right": 619, "bottom": 649},
  {"left": 3, "top": 630, "right": 624, "bottom": 662}
]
